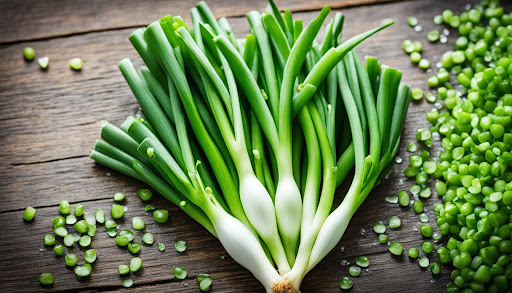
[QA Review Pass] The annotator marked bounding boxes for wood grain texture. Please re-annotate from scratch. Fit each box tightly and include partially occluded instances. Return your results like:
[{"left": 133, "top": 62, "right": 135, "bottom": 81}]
[
  {"left": 0, "top": 0, "right": 495, "bottom": 292},
  {"left": 0, "top": 0, "right": 404, "bottom": 44}
]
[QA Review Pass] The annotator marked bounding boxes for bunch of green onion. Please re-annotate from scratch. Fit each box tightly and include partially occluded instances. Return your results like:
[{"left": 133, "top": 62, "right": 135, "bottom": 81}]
[{"left": 90, "top": 1, "right": 411, "bottom": 291}]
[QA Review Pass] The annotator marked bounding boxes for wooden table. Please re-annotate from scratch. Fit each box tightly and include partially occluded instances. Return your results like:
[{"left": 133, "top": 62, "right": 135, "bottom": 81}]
[{"left": 0, "top": 0, "right": 486, "bottom": 291}]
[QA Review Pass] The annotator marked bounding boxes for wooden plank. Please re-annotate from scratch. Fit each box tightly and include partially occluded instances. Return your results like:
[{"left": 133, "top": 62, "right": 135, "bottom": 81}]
[
  {"left": 0, "top": 0, "right": 496, "bottom": 292},
  {"left": 0, "top": 0, "right": 404, "bottom": 44}
]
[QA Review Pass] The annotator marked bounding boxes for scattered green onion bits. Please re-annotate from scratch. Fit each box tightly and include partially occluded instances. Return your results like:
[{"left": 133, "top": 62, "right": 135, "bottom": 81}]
[
  {"left": 407, "top": 16, "right": 418, "bottom": 27},
  {"left": 95, "top": 209, "right": 105, "bottom": 224},
  {"left": 74, "top": 264, "right": 92, "bottom": 278},
  {"left": 427, "top": 30, "right": 440, "bottom": 42},
  {"left": 398, "top": 191, "right": 410, "bottom": 207},
  {"left": 339, "top": 276, "right": 353, "bottom": 290},
  {"left": 118, "top": 264, "right": 130, "bottom": 275},
  {"left": 54, "top": 244, "right": 64, "bottom": 256},
  {"left": 142, "top": 232, "right": 154, "bottom": 245},
  {"left": 378, "top": 234, "right": 388, "bottom": 244},
  {"left": 53, "top": 216, "right": 65, "bottom": 228},
  {"left": 153, "top": 209, "right": 169, "bottom": 223},
  {"left": 111, "top": 204, "right": 125, "bottom": 219},
  {"left": 23, "top": 206, "right": 36, "bottom": 221},
  {"left": 389, "top": 242, "right": 403, "bottom": 256},
  {"left": 421, "top": 241, "right": 434, "bottom": 254},
  {"left": 44, "top": 234, "right": 55, "bottom": 246},
  {"left": 389, "top": 216, "right": 401, "bottom": 229},
  {"left": 138, "top": 189, "right": 152, "bottom": 201},
  {"left": 39, "top": 273, "right": 54, "bottom": 285},
  {"left": 128, "top": 242, "right": 141, "bottom": 254},
  {"left": 38, "top": 57, "right": 49, "bottom": 69},
  {"left": 23, "top": 47, "right": 35, "bottom": 61},
  {"left": 65, "top": 254, "right": 78, "bottom": 266},
  {"left": 59, "top": 201, "right": 70, "bottom": 215},
  {"left": 122, "top": 278, "right": 134, "bottom": 288},
  {"left": 158, "top": 242, "right": 166, "bottom": 251},
  {"left": 197, "top": 274, "right": 212, "bottom": 291},
  {"left": 144, "top": 205, "right": 155, "bottom": 212},
  {"left": 132, "top": 217, "right": 146, "bottom": 230},
  {"left": 355, "top": 256, "right": 370, "bottom": 268},
  {"left": 408, "top": 248, "right": 419, "bottom": 258},
  {"left": 419, "top": 257, "right": 429, "bottom": 268},
  {"left": 84, "top": 249, "right": 97, "bottom": 263},
  {"left": 130, "top": 257, "right": 142, "bottom": 272},
  {"left": 348, "top": 266, "right": 361, "bottom": 277},
  {"left": 69, "top": 58, "right": 83, "bottom": 71},
  {"left": 173, "top": 266, "right": 187, "bottom": 280},
  {"left": 174, "top": 240, "right": 187, "bottom": 252},
  {"left": 114, "top": 192, "right": 125, "bottom": 201},
  {"left": 64, "top": 234, "right": 75, "bottom": 247}
]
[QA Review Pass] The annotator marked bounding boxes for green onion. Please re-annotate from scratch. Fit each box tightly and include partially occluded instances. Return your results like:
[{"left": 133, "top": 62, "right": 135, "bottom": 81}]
[
  {"left": 142, "top": 232, "right": 154, "bottom": 245},
  {"left": 38, "top": 57, "right": 49, "bottom": 69},
  {"left": 398, "top": 191, "right": 410, "bottom": 207},
  {"left": 116, "top": 235, "right": 130, "bottom": 246},
  {"left": 114, "top": 192, "right": 125, "bottom": 201},
  {"left": 373, "top": 221, "right": 386, "bottom": 234},
  {"left": 23, "top": 47, "right": 35, "bottom": 61},
  {"left": 23, "top": 206, "right": 37, "bottom": 221},
  {"left": 122, "top": 279, "right": 134, "bottom": 287},
  {"left": 339, "top": 277, "right": 353, "bottom": 290},
  {"left": 419, "top": 59, "right": 430, "bottom": 70},
  {"left": 54, "top": 227, "right": 68, "bottom": 237},
  {"left": 408, "top": 248, "right": 419, "bottom": 258},
  {"left": 389, "top": 216, "right": 401, "bottom": 229},
  {"left": 422, "top": 241, "right": 434, "bottom": 254},
  {"left": 153, "top": 210, "right": 169, "bottom": 223},
  {"left": 75, "top": 205, "right": 84, "bottom": 217},
  {"left": 39, "top": 273, "right": 53, "bottom": 285},
  {"left": 348, "top": 266, "right": 361, "bottom": 277},
  {"left": 79, "top": 235, "right": 92, "bottom": 247},
  {"left": 66, "top": 215, "right": 77, "bottom": 225},
  {"left": 411, "top": 88, "right": 424, "bottom": 101},
  {"left": 59, "top": 201, "right": 70, "bottom": 215},
  {"left": 128, "top": 242, "right": 141, "bottom": 254},
  {"left": 413, "top": 201, "right": 423, "bottom": 214},
  {"left": 198, "top": 273, "right": 212, "bottom": 291},
  {"left": 111, "top": 204, "right": 125, "bottom": 219},
  {"left": 138, "top": 189, "right": 153, "bottom": 201},
  {"left": 407, "top": 142, "right": 417, "bottom": 152},
  {"left": 378, "top": 234, "right": 388, "bottom": 244},
  {"left": 389, "top": 242, "right": 403, "bottom": 255},
  {"left": 427, "top": 30, "right": 440, "bottom": 42},
  {"left": 118, "top": 264, "right": 130, "bottom": 275},
  {"left": 158, "top": 242, "right": 166, "bottom": 251},
  {"left": 144, "top": 205, "right": 155, "bottom": 212},
  {"left": 64, "top": 234, "right": 74, "bottom": 247},
  {"left": 53, "top": 216, "right": 65, "bottom": 228},
  {"left": 43, "top": 234, "right": 55, "bottom": 246},
  {"left": 69, "top": 58, "right": 83, "bottom": 71},
  {"left": 174, "top": 240, "right": 187, "bottom": 252},
  {"left": 410, "top": 52, "right": 421, "bottom": 64},
  {"left": 132, "top": 217, "right": 146, "bottom": 230},
  {"left": 355, "top": 256, "right": 370, "bottom": 268},
  {"left": 130, "top": 257, "right": 143, "bottom": 272},
  {"left": 95, "top": 209, "right": 105, "bottom": 224},
  {"left": 84, "top": 249, "right": 97, "bottom": 263},
  {"left": 74, "top": 264, "right": 92, "bottom": 278},
  {"left": 430, "top": 262, "right": 441, "bottom": 274},
  {"left": 407, "top": 16, "right": 418, "bottom": 27},
  {"left": 420, "top": 224, "right": 433, "bottom": 237},
  {"left": 53, "top": 244, "right": 64, "bottom": 256},
  {"left": 173, "top": 266, "right": 187, "bottom": 279},
  {"left": 74, "top": 220, "right": 88, "bottom": 234},
  {"left": 419, "top": 257, "right": 430, "bottom": 268},
  {"left": 65, "top": 254, "right": 78, "bottom": 266}
]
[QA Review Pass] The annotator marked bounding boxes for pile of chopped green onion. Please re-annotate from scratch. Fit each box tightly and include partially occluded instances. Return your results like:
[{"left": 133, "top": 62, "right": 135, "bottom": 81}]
[{"left": 90, "top": 0, "right": 411, "bottom": 291}]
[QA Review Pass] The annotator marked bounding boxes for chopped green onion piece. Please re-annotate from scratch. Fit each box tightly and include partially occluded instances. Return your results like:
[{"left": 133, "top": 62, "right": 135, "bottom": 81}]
[
  {"left": 79, "top": 235, "right": 91, "bottom": 247},
  {"left": 74, "top": 220, "right": 88, "bottom": 234},
  {"left": 153, "top": 210, "right": 169, "bottom": 223},
  {"left": 199, "top": 277, "right": 212, "bottom": 291},
  {"left": 114, "top": 192, "right": 125, "bottom": 201},
  {"left": 408, "top": 248, "right": 419, "bottom": 258},
  {"left": 398, "top": 191, "right": 410, "bottom": 207},
  {"left": 122, "top": 279, "right": 133, "bottom": 288},
  {"left": 38, "top": 57, "right": 49, "bottom": 69},
  {"left": 54, "top": 227, "right": 68, "bottom": 237},
  {"left": 339, "top": 276, "right": 353, "bottom": 290},
  {"left": 130, "top": 257, "right": 142, "bottom": 272},
  {"left": 389, "top": 216, "right": 401, "bottom": 229},
  {"left": 128, "top": 242, "right": 141, "bottom": 254},
  {"left": 59, "top": 201, "right": 70, "bottom": 215},
  {"left": 84, "top": 249, "right": 97, "bottom": 263},
  {"left": 23, "top": 47, "right": 35, "bottom": 61},
  {"left": 348, "top": 266, "right": 361, "bottom": 277},
  {"left": 105, "top": 219, "right": 116, "bottom": 230},
  {"left": 66, "top": 215, "right": 77, "bottom": 225},
  {"left": 74, "top": 264, "right": 92, "bottom": 278},
  {"left": 74, "top": 205, "right": 84, "bottom": 217},
  {"left": 410, "top": 52, "right": 422, "bottom": 63},
  {"left": 95, "top": 209, "right": 105, "bottom": 224},
  {"left": 69, "top": 58, "right": 83, "bottom": 71},
  {"left": 389, "top": 242, "right": 404, "bottom": 255},
  {"left": 132, "top": 217, "right": 146, "bottom": 230},
  {"left": 420, "top": 224, "right": 433, "bottom": 237},
  {"left": 378, "top": 234, "right": 388, "bottom": 244},
  {"left": 407, "top": 16, "right": 419, "bottom": 27},
  {"left": 355, "top": 256, "right": 370, "bottom": 268},
  {"left": 43, "top": 234, "right": 55, "bottom": 246},
  {"left": 419, "top": 257, "right": 430, "bottom": 268},
  {"left": 373, "top": 221, "right": 386, "bottom": 234},
  {"left": 65, "top": 254, "right": 78, "bottom": 266},
  {"left": 116, "top": 236, "right": 130, "bottom": 247},
  {"left": 119, "top": 229, "right": 135, "bottom": 242},
  {"left": 53, "top": 244, "right": 64, "bottom": 256},
  {"left": 407, "top": 142, "right": 418, "bottom": 152},
  {"left": 158, "top": 242, "right": 166, "bottom": 251},
  {"left": 53, "top": 216, "right": 65, "bottom": 228},
  {"left": 411, "top": 88, "right": 424, "bottom": 101},
  {"left": 23, "top": 206, "right": 36, "bottom": 221},
  {"left": 64, "top": 234, "right": 75, "bottom": 247},
  {"left": 419, "top": 213, "right": 429, "bottom": 222},
  {"left": 174, "top": 240, "right": 187, "bottom": 252},
  {"left": 413, "top": 201, "right": 423, "bottom": 214},
  {"left": 39, "top": 273, "right": 54, "bottom": 285},
  {"left": 142, "top": 232, "right": 154, "bottom": 245},
  {"left": 118, "top": 264, "right": 130, "bottom": 275},
  {"left": 138, "top": 189, "right": 153, "bottom": 201},
  {"left": 173, "top": 266, "right": 188, "bottom": 279},
  {"left": 144, "top": 205, "right": 155, "bottom": 212},
  {"left": 111, "top": 204, "right": 125, "bottom": 219},
  {"left": 427, "top": 30, "right": 440, "bottom": 42},
  {"left": 430, "top": 262, "right": 441, "bottom": 274},
  {"left": 419, "top": 59, "right": 430, "bottom": 69},
  {"left": 422, "top": 241, "right": 434, "bottom": 253}
]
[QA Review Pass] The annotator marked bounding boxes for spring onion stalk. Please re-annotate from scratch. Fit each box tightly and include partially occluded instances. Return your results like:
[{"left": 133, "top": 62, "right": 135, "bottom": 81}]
[{"left": 90, "top": 1, "right": 410, "bottom": 292}]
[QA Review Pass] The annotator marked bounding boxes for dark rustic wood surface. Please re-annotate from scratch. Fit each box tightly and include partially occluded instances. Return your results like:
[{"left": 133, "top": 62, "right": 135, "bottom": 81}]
[{"left": 0, "top": 0, "right": 491, "bottom": 292}]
